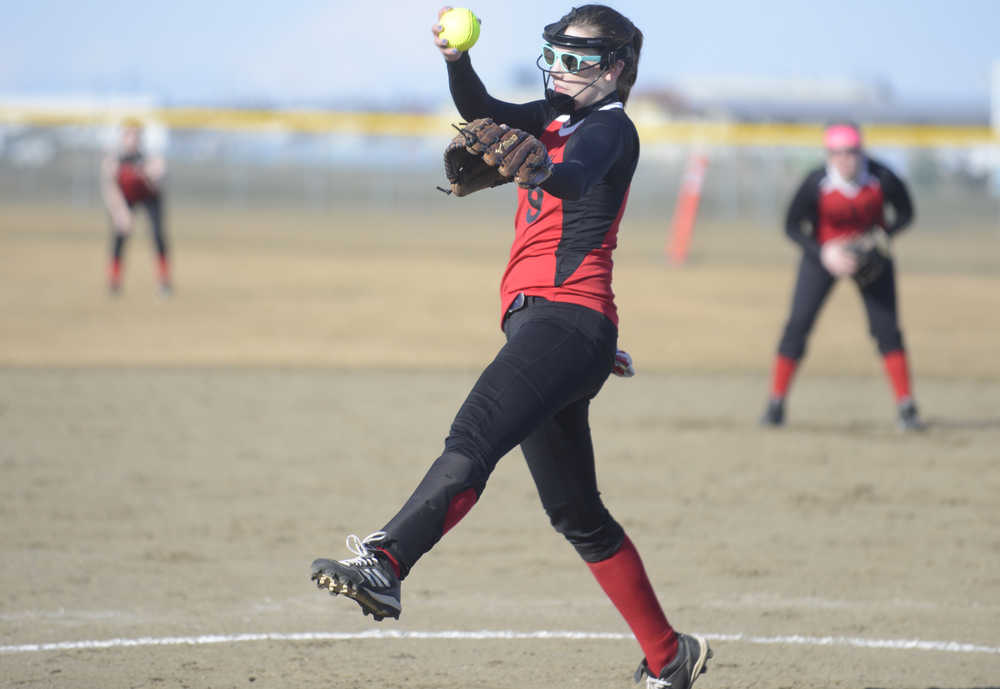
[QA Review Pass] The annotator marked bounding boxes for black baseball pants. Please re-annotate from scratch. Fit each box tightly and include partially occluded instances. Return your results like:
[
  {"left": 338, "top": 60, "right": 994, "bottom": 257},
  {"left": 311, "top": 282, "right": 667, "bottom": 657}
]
[
  {"left": 379, "top": 296, "right": 625, "bottom": 578},
  {"left": 112, "top": 194, "right": 168, "bottom": 261},
  {"left": 777, "top": 252, "right": 904, "bottom": 360}
]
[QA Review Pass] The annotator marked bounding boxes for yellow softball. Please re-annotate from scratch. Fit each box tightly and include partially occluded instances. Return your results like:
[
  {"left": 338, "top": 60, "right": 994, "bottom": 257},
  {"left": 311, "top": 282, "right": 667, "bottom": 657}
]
[{"left": 439, "top": 8, "right": 481, "bottom": 52}]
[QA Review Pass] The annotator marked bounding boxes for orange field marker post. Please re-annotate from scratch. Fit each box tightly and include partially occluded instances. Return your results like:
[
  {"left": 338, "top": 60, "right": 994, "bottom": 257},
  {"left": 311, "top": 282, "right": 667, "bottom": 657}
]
[{"left": 666, "top": 153, "right": 708, "bottom": 266}]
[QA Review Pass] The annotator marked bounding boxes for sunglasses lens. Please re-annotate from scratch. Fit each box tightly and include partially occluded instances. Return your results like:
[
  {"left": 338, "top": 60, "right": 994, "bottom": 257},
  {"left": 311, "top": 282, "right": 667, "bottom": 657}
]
[
  {"left": 542, "top": 46, "right": 555, "bottom": 66},
  {"left": 562, "top": 54, "right": 579, "bottom": 72}
]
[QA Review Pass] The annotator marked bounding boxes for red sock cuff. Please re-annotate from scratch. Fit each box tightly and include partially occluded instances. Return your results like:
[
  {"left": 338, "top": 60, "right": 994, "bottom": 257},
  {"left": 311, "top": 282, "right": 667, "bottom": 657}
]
[
  {"left": 375, "top": 547, "right": 402, "bottom": 578},
  {"left": 770, "top": 355, "right": 798, "bottom": 398},
  {"left": 442, "top": 488, "right": 478, "bottom": 535},
  {"left": 587, "top": 536, "right": 678, "bottom": 676},
  {"left": 157, "top": 256, "right": 170, "bottom": 281},
  {"left": 882, "top": 349, "right": 912, "bottom": 402}
]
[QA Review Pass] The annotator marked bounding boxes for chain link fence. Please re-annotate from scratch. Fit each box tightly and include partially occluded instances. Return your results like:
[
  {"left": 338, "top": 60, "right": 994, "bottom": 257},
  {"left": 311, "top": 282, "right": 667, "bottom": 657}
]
[{"left": 1, "top": 123, "right": 998, "bottom": 231}]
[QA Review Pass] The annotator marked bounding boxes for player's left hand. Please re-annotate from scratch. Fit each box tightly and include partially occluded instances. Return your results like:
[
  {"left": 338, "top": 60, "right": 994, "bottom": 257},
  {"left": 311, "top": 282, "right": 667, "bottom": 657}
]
[
  {"left": 442, "top": 118, "right": 552, "bottom": 196},
  {"left": 613, "top": 349, "right": 635, "bottom": 377},
  {"left": 847, "top": 227, "right": 892, "bottom": 287}
]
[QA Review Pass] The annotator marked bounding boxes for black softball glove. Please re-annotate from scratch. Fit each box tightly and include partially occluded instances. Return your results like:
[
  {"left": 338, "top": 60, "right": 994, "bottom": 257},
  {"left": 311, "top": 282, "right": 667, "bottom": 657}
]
[{"left": 848, "top": 228, "right": 892, "bottom": 287}]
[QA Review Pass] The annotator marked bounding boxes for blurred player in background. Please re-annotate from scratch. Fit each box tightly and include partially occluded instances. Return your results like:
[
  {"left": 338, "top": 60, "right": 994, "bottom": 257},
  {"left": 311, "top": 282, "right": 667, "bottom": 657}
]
[
  {"left": 761, "top": 121, "right": 923, "bottom": 431},
  {"left": 310, "top": 6, "right": 711, "bottom": 689},
  {"left": 100, "top": 118, "right": 171, "bottom": 295}
]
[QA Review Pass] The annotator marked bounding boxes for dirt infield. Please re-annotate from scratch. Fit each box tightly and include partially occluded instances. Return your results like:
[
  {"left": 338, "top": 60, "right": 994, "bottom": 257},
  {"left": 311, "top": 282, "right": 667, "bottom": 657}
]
[{"left": 2, "top": 203, "right": 999, "bottom": 688}]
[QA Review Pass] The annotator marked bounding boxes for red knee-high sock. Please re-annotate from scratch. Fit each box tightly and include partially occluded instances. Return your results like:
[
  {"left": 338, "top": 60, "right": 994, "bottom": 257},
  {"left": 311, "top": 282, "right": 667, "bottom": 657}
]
[
  {"left": 157, "top": 255, "right": 170, "bottom": 284},
  {"left": 882, "top": 349, "right": 912, "bottom": 402},
  {"left": 587, "top": 536, "right": 677, "bottom": 676},
  {"left": 770, "top": 355, "right": 799, "bottom": 398}
]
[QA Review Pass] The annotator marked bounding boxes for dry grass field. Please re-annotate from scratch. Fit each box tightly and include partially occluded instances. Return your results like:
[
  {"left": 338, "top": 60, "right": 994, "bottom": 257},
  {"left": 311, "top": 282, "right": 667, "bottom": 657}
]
[{"left": 2, "top": 200, "right": 998, "bottom": 688}]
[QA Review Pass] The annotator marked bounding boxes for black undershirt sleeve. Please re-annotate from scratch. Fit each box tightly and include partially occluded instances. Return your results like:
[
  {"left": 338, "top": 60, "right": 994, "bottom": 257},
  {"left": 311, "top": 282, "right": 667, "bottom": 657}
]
[
  {"left": 870, "top": 159, "right": 915, "bottom": 235},
  {"left": 446, "top": 53, "right": 549, "bottom": 136},
  {"left": 784, "top": 169, "right": 824, "bottom": 259},
  {"left": 541, "top": 115, "right": 628, "bottom": 201}
]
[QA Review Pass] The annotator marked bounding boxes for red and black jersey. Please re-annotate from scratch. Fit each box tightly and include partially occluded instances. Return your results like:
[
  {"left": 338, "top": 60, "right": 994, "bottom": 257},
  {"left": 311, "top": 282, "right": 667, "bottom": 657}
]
[
  {"left": 501, "top": 106, "right": 635, "bottom": 325},
  {"left": 115, "top": 152, "right": 157, "bottom": 204},
  {"left": 447, "top": 53, "right": 639, "bottom": 327},
  {"left": 784, "top": 157, "right": 914, "bottom": 257}
]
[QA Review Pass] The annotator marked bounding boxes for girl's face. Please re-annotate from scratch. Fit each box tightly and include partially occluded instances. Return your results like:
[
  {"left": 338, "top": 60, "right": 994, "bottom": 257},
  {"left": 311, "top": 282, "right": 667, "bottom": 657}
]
[
  {"left": 547, "top": 25, "right": 622, "bottom": 109},
  {"left": 121, "top": 126, "right": 142, "bottom": 154},
  {"left": 828, "top": 147, "right": 862, "bottom": 181}
]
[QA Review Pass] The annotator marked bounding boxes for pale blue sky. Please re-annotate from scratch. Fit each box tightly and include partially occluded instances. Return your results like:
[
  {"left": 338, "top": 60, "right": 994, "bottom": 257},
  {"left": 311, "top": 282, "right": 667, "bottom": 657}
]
[{"left": 1, "top": 0, "right": 997, "bottom": 108}]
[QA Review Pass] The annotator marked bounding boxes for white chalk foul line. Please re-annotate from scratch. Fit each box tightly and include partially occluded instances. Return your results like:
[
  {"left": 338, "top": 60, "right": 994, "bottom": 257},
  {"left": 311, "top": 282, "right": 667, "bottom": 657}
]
[{"left": 1, "top": 630, "right": 998, "bottom": 655}]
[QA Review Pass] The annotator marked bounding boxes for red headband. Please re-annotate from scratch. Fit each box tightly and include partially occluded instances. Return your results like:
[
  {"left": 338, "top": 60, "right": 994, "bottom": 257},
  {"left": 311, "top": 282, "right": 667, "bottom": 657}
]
[{"left": 824, "top": 125, "right": 862, "bottom": 150}]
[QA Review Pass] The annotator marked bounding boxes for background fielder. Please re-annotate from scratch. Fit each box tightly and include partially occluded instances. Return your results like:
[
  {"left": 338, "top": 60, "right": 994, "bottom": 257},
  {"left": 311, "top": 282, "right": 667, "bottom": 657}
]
[
  {"left": 762, "top": 121, "right": 923, "bottom": 430},
  {"left": 100, "top": 119, "right": 171, "bottom": 295}
]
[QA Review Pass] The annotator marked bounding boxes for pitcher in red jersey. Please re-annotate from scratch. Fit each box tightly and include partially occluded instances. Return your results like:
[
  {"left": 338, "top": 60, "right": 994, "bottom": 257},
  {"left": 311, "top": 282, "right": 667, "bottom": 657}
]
[
  {"left": 761, "top": 121, "right": 924, "bottom": 431},
  {"left": 309, "top": 6, "right": 712, "bottom": 689},
  {"left": 100, "top": 118, "right": 171, "bottom": 295}
]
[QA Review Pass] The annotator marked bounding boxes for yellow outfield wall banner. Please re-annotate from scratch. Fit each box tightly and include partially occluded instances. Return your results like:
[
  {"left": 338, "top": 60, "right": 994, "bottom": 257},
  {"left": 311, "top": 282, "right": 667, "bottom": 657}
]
[{"left": 1, "top": 104, "right": 997, "bottom": 148}]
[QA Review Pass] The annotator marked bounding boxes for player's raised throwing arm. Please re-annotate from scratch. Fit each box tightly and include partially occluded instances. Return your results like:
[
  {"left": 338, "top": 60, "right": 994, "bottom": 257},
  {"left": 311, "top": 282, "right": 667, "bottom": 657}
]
[
  {"left": 446, "top": 54, "right": 550, "bottom": 135},
  {"left": 433, "top": 7, "right": 549, "bottom": 135}
]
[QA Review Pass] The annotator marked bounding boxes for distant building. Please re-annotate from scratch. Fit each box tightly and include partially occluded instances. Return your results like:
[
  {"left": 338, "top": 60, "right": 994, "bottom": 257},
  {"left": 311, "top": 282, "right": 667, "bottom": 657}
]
[{"left": 631, "top": 75, "right": 989, "bottom": 125}]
